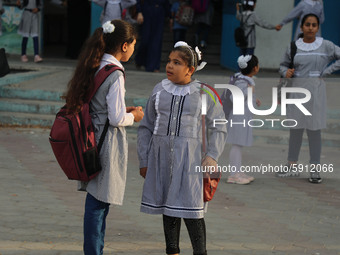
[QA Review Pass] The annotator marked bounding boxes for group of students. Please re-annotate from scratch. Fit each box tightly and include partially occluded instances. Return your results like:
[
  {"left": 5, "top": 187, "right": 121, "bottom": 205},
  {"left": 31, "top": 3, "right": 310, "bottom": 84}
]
[{"left": 63, "top": 0, "right": 340, "bottom": 252}]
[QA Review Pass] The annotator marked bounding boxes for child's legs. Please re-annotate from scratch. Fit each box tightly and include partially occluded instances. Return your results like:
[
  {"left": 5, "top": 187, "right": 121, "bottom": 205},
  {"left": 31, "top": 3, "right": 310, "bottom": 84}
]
[
  {"left": 306, "top": 129, "right": 321, "bottom": 164},
  {"left": 288, "top": 129, "right": 304, "bottom": 163},
  {"left": 183, "top": 218, "right": 207, "bottom": 255},
  {"left": 21, "top": 37, "right": 28, "bottom": 56},
  {"left": 163, "top": 214, "right": 181, "bottom": 255},
  {"left": 83, "top": 193, "right": 110, "bottom": 255},
  {"left": 33, "top": 37, "right": 39, "bottom": 56},
  {"left": 229, "top": 144, "right": 243, "bottom": 176}
]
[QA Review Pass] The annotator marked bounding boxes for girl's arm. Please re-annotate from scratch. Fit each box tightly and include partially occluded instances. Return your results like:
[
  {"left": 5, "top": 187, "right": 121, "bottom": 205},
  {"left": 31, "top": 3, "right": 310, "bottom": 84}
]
[
  {"left": 106, "top": 75, "right": 135, "bottom": 126},
  {"left": 279, "top": 2, "right": 303, "bottom": 26},
  {"left": 279, "top": 45, "right": 293, "bottom": 78},
  {"left": 252, "top": 13, "right": 276, "bottom": 30},
  {"left": 204, "top": 92, "right": 228, "bottom": 162},
  {"left": 137, "top": 95, "right": 156, "bottom": 169},
  {"left": 322, "top": 41, "right": 340, "bottom": 76}
]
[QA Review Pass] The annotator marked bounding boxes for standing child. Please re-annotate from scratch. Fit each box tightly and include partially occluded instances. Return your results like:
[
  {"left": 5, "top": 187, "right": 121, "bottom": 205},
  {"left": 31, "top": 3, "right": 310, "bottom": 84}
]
[
  {"left": 221, "top": 55, "right": 261, "bottom": 185},
  {"left": 169, "top": 0, "right": 190, "bottom": 44},
  {"left": 16, "top": 0, "right": 43, "bottom": 62},
  {"left": 64, "top": 19, "right": 144, "bottom": 255},
  {"left": 138, "top": 41, "right": 227, "bottom": 255},
  {"left": 236, "top": 0, "right": 280, "bottom": 56}
]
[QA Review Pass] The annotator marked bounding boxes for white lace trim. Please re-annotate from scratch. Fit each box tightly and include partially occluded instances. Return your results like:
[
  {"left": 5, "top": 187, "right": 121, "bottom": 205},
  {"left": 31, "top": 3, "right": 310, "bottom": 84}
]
[
  {"left": 235, "top": 72, "right": 255, "bottom": 86},
  {"left": 296, "top": 37, "right": 323, "bottom": 52},
  {"left": 161, "top": 79, "right": 198, "bottom": 96}
]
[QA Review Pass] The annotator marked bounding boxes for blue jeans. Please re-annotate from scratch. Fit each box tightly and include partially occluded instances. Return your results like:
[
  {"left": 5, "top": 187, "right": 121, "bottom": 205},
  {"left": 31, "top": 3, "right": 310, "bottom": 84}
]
[
  {"left": 288, "top": 129, "right": 321, "bottom": 164},
  {"left": 83, "top": 193, "right": 110, "bottom": 255}
]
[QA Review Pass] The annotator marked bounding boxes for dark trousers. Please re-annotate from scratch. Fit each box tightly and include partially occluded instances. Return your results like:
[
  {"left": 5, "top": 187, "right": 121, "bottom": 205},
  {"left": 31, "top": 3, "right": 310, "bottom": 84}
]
[{"left": 288, "top": 128, "right": 321, "bottom": 164}]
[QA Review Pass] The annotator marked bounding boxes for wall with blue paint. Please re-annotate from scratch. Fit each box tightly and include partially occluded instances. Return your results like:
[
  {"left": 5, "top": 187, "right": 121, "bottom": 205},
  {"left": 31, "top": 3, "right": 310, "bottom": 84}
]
[
  {"left": 0, "top": 5, "right": 35, "bottom": 55},
  {"left": 91, "top": 3, "right": 103, "bottom": 34}
]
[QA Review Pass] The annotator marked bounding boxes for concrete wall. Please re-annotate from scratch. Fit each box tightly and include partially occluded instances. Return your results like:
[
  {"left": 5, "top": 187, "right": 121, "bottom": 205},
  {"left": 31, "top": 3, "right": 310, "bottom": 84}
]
[{"left": 255, "top": 0, "right": 295, "bottom": 69}]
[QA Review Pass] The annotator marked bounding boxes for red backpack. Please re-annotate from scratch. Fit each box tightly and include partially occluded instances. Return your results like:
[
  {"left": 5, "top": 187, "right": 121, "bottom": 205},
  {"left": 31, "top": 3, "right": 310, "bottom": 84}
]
[{"left": 49, "top": 64, "right": 124, "bottom": 182}]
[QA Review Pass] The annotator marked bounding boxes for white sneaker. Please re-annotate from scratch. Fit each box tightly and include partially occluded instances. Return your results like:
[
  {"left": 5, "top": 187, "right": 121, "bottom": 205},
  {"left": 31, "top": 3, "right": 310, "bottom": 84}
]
[
  {"left": 34, "top": 55, "right": 43, "bottom": 63},
  {"left": 227, "top": 173, "right": 251, "bottom": 185},
  {"left": 21, "top": 55, "right": 28, "bottom": 62},
  {"left": 241, "top": 172, "right": 255, "bottom": 182}
]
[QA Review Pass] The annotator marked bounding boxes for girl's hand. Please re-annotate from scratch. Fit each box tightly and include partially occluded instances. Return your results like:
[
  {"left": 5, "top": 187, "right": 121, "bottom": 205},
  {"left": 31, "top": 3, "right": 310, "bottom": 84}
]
[
  {"left": 32, "top": 8, "right": 39, "bottom": 13},
  {"left": 285, "top": 68, "right": 295, "bottom": 78},
  {"left": 137, "top": 12, "right": 144, "bottom": 25},
  {"left": 201, "top": 156, "right": 217, "bottom": 172},
  {"left": 140, "top": 167, "right": 147, "bottom": 178},
  {"left": 126, "top": 106, "right": 136, "bottom": 113},
  {"left": 256, "top": 98, "right": 261, "bottom": 107},
  {"left": 275, "top": 24, "right": 282, "bottom": 31},
  {"left": 131, "top": 106, "right": 144, "bottom": 122}
]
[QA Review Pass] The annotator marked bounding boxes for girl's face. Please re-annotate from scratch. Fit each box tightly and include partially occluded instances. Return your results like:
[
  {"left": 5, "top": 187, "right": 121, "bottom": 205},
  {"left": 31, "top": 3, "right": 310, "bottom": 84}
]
[
  {"left": 120, "top": 39, "right": 136, "bottom": 62},
  {"left": 166, "top": 51, "right": 194, "bottom": 85},
  {"left": 301, "top": 16, "right": 319, "bottom": 41}
]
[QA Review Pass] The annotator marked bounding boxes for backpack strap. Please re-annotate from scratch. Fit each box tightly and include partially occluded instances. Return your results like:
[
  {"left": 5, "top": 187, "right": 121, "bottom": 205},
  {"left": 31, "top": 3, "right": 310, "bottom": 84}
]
[
  {"left": 289, "top": 41, "right": 297, "bottom": 69},
  {"left": 229, "top": 75, "right": 251, "bottom": 86},
  {"left": 89, "top": 64, "right": 125, "bottom": 153},
  {"left": 86, "top": 64, "right": 125, "bottom": 103}
]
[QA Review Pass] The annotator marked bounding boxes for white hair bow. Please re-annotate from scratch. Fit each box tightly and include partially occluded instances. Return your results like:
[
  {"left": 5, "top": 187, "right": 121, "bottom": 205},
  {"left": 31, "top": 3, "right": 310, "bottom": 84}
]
[
  {"left": 102, "top": 21, "right": 115, "bottom": 34},
  {"left": 237, "top": 55, "right": 252, "bottom": 69}
]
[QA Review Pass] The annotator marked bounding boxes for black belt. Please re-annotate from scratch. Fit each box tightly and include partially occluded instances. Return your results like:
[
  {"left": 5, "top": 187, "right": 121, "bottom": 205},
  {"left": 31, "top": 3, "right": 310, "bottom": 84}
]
[{"left": 25, "top": 8, "right": 34, "bottom": 12}]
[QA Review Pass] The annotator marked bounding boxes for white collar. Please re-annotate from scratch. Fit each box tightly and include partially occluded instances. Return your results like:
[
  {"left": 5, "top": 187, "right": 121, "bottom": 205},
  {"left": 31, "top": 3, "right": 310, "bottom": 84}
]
[
  {"left": 296, "top": 37, "right": 323, "bottom": 51},
  {"left": 99, "top": 53, "right": 124, "bottom": 70},
  {"left": 304, "top": 0, "right": 321, "bottom": 6},
  {"left": 235, "top": 72, "right": 255, "bottom": 86},
  {"left": 162, "top": 79, "right": 199, "bottom": 96}
]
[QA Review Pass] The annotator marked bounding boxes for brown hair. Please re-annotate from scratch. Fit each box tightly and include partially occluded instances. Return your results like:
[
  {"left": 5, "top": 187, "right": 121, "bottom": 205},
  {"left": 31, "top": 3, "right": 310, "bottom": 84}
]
[
  {"left": 64, "top": 20, "right": 137, "bottom": 113},
  {"left": 170, "top": 45, "right": 201, "bottom": 71}
]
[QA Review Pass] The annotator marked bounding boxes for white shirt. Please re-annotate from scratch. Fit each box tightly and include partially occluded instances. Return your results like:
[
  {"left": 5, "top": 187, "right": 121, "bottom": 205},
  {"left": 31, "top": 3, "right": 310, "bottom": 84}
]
[{"left": 98, "top": 53, "right": 134, "bottom": 126}]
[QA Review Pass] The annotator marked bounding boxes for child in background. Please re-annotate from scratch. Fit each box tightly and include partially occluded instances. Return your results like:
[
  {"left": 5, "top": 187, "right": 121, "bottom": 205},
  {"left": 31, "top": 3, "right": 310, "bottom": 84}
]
[
  {"left": 16, "top": 0, "right": 43, "bottom": 62},
  {"left": 138, "top": 41, "right": 227, "bottom": 255},
  {"left": 64, "top": 19, "right": 144, "bottom": 255},
  {"left": 236, "top": 0, "right": 280, "bottom": 55},
  {"left": 170, "top": 0, "right": 189, "bottom": 44},
  {"left": 221, "top": 55, "right": 261, "bottom": 185}
]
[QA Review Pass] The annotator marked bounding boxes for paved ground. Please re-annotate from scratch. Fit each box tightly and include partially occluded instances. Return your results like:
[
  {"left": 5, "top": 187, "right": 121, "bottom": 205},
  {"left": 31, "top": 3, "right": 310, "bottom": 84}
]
[{"left": 0, "top": 55, "right": 340, "bottom": 255}]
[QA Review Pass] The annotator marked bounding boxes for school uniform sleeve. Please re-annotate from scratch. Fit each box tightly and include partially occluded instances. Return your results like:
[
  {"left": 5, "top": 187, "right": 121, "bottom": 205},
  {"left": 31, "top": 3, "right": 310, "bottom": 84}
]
[
  {"left": 137, "top": 94, "right": 156, "bottom": 168},
  {"left": 279, "top": 45, "right": 292, "bottom": 77},
  {"left": 205, "top": 92, "right": 227, "bottom": 162},
  {"left": 106, "top": 75, "right": 134, "bottom": 126},
  {"left": 322, "top": 41, "right": 340, "bottom": 76},
  {"left": 251, "top": 13, "right": 276, "bottom": 30},
  {"left": 280, "top": 2, "right": 304, "bottom": 26}
]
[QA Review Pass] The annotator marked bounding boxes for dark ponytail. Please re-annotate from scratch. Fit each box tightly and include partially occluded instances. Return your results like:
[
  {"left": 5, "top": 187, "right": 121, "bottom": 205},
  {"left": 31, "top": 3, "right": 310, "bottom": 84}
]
[{"left": 64, "top": 20, "right": 137, "bottom": 113}]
